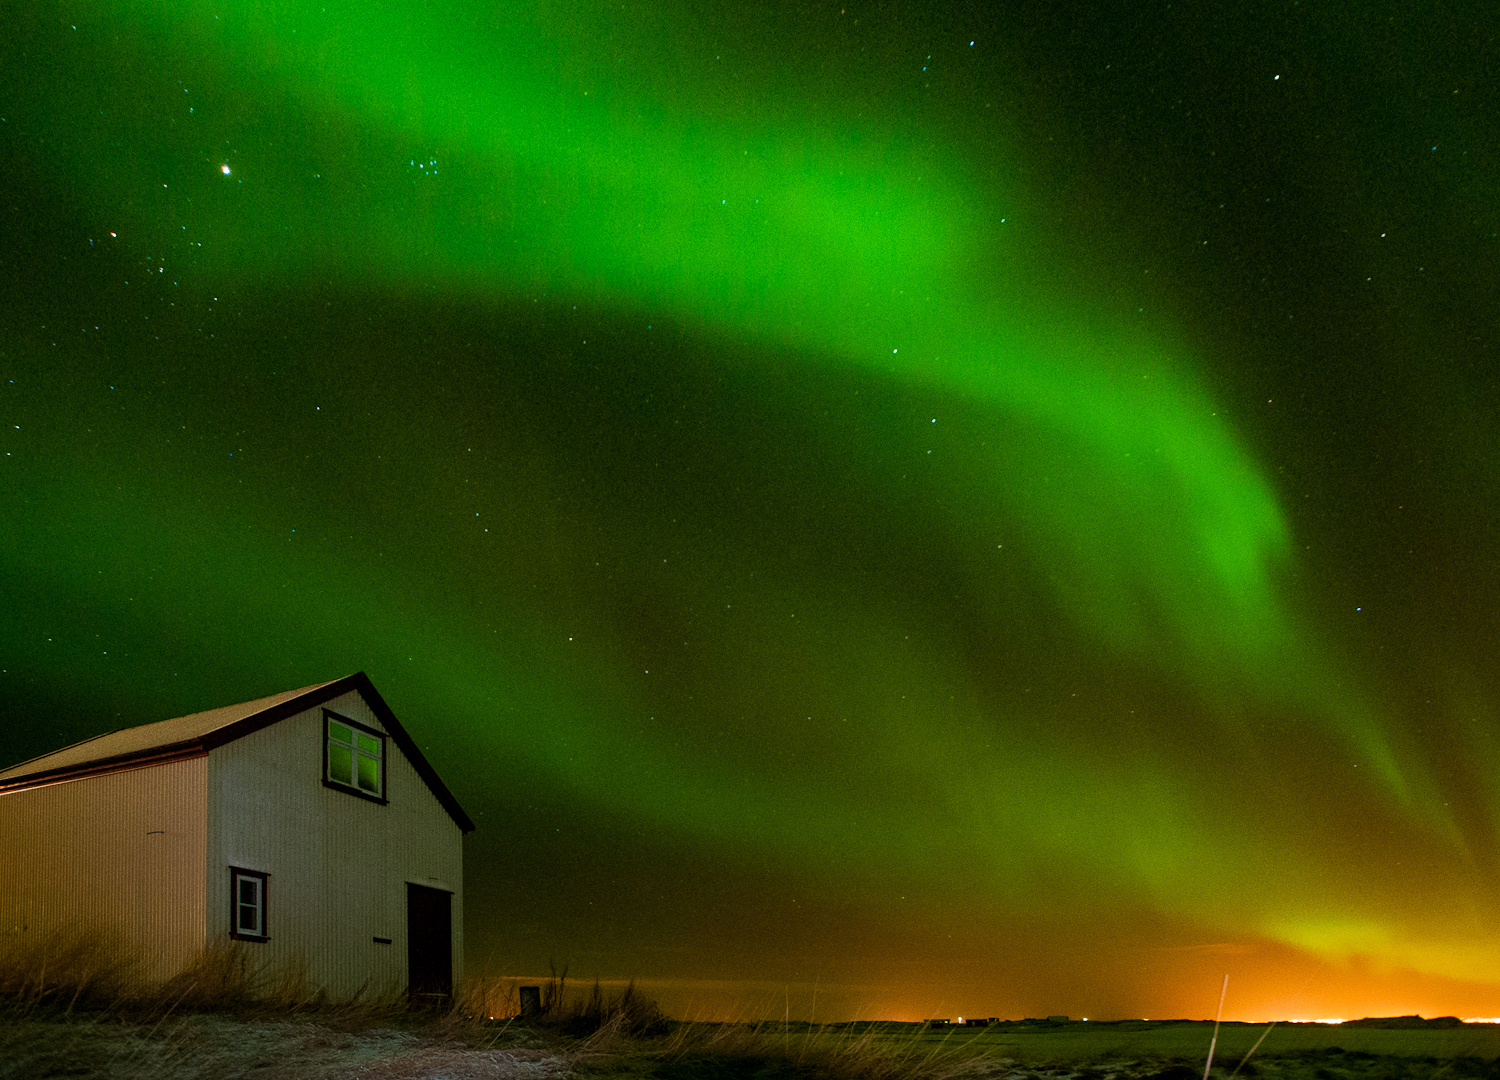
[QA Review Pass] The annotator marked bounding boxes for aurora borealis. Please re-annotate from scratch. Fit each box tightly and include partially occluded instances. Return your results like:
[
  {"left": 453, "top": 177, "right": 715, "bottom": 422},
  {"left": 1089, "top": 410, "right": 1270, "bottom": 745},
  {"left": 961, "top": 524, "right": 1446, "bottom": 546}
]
[{"left": 4, "top": 0, "right": 1500, "bottom": 1022}]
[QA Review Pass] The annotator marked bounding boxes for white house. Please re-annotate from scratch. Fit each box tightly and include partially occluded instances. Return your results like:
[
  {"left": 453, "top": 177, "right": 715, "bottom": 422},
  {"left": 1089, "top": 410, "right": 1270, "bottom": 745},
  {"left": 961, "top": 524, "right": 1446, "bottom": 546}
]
[{"left": 0, "top": 673, "right": 474, "bottom": 1000}]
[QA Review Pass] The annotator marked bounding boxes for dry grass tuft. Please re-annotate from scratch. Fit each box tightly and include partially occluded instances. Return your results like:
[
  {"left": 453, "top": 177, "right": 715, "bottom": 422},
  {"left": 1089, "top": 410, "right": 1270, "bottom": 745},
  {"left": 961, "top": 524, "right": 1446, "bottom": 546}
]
[
  {"left": 0, "top": 934, "right": 577, "bottom": 1079},
  {"left": 643, "top": 1020, "right": 1007, "bottom": 1080},
  {"left": 0, "top": 927, "right": 415, "bottom": 1026},
  {"left": 461, "top": 964, "right": 669, "bottom": 1043},
  {"left": 0, "top": 1012, "right": 575, "bottom": 1080},
  {"left": 154, "top": 938, "right": 258, "bottom": 1011},
  {"left": 0, "top": 926, "right": 144, "bottom": 1012}
]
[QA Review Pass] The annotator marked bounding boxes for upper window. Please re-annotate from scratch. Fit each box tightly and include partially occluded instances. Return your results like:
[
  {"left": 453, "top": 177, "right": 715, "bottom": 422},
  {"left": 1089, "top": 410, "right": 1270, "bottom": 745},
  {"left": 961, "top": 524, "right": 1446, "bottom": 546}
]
[
  {"left": 324, "top": 710, "right": 386, "bottom": 802},
  {"left": 229, "top": 867, "right": 268, "bottom": 941}
]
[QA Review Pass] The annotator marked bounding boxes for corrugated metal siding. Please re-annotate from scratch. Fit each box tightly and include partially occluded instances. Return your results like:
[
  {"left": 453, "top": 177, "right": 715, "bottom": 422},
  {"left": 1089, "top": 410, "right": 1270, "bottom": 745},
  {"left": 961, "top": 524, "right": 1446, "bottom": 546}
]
[
  {"left": 207, "top": 689, "right": 463, "bottom": 1000},
  {"left": 0, "top": 758, "right": 209, "bottom": 983}
]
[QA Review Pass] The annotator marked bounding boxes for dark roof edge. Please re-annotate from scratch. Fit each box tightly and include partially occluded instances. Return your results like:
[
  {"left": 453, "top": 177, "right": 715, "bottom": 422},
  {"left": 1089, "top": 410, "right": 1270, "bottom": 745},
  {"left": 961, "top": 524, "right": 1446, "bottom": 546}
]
[
  {"left": 1, "top": 674, "right": 476, "bottom": 833},
  {"left": 0, "top": 743, "right": 210, "bottom": 796},
  {"left": 198, "top": 672, "right": 476, "bottom": 833},
  {"left": 196, "top": 674, "right": 368, "bottom": 752},
  {"left": 346, "top": 673, "right": 477, "bottom": 834},
  {"left": 0, "top": 727, "right": 126, "bottom": 780}
]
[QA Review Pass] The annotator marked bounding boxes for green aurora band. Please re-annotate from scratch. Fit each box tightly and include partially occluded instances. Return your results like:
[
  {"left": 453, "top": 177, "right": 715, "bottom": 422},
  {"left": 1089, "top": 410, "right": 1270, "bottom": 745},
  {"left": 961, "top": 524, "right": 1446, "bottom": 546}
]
[
  {"left": 7, "top": 0, "right": 1495, "bottom": 995},
  {"left": 33, "top": 0, "right": 1317, "bottom": 704}
]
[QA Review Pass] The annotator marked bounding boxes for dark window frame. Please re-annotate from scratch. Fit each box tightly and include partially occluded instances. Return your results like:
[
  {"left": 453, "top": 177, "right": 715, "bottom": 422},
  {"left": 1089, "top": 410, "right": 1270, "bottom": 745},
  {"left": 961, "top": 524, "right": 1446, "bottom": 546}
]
[
  {"left": 322, "top": 709, "right": 389, "bottom": 805},
  {"left": 229, "top": 866, "right": 269, "bottom": 942}
]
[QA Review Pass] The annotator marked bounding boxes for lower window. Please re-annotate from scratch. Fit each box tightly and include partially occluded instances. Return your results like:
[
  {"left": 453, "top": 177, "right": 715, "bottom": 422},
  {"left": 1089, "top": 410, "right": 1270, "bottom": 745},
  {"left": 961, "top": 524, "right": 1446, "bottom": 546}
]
[{"left": 229, "top": 867, "right": 269, "bottom": 941}]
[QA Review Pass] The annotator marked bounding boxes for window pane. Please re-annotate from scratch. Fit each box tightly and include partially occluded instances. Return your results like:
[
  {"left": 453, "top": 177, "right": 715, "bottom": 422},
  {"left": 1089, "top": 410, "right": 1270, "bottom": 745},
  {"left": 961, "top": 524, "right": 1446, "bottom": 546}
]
[
  {"left": 234, "top": 874, "right": 262, "bottom": 935},
  {"left": 329, "top": 722, "right": 353, "bottom": 744},
  {"left": 329, "top": 744, "right": 353, "bottom": 784},
  {"left": 356, "top": 732, "right": 378, "bottom": 755},
  {"left": 358, "top": 754, "right": 380, "bottom": 793}
]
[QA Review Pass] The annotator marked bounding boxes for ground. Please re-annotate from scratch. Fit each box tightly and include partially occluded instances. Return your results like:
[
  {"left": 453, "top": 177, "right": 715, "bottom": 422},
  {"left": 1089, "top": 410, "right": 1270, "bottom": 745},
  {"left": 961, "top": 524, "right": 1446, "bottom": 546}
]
[{"left": 2, "top": 1014, "right": 1497, "bottom": 1080}]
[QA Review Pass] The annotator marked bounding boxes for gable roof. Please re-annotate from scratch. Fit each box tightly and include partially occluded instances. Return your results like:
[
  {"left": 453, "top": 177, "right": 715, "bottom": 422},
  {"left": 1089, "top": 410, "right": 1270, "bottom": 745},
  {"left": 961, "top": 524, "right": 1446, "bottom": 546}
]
[{"left": 0, "top": 673, "right": 475, "bottom": 832}]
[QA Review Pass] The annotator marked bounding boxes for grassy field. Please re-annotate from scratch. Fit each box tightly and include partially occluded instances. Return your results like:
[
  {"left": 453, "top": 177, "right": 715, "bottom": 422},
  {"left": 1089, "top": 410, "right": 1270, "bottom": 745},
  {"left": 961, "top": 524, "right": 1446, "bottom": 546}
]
[
  {"left": 828, "top": 1020, "right": 1500, "bottom": 1074},
  {"left": 6, "top": 1012, "right": 1500, "bottom": 1079},
  {"left": 855, "top": 1019, "right": 1500, "bottom": 1061},
  {"left": 2, "top": 937, "right": 1497, "bottom": 1079}
]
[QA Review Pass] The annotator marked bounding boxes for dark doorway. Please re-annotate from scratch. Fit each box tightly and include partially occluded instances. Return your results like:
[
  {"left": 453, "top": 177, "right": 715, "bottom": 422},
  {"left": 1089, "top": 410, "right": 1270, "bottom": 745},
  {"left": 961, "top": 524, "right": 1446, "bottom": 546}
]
[{"left": 406, "top": 883, "right": 453, "bottom": 1001}]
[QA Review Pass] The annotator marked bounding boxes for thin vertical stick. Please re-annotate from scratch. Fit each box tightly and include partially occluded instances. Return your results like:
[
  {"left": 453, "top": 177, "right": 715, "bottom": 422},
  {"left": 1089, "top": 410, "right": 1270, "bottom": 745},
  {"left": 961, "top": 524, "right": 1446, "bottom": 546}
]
[
  {"left": 1203, "top": 975, "right": 1229, "bottom": 1080},
  {"left": 1228, "top": 1021, "right": 1277, "bottom": 1079}
]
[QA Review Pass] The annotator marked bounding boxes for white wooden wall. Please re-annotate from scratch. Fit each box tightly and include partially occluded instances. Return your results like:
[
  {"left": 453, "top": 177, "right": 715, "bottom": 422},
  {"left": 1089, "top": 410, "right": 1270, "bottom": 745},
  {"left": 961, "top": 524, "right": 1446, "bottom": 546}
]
[
  {"left": 0, "top": 757, "right": 209, "bottom": 984},
  {"left": 206, "top": 689, "right": 464, "bottom": 1000}
]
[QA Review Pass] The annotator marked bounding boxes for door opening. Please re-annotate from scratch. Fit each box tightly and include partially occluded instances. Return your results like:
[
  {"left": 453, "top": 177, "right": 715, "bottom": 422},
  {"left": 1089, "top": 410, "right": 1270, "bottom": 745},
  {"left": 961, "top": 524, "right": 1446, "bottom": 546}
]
[{"left": 406, "top": 882, "right": 452, "bottom": 1001}]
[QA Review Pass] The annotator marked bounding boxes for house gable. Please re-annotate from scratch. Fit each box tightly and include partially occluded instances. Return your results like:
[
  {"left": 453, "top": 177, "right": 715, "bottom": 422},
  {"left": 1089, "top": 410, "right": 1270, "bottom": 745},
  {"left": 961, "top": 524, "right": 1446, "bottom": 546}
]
[
  {"left": 0, "top": 674, "right": 474, "bottom": 834},
  {"left": 205, "top": 688, "right": 463, "bottom": 996}
]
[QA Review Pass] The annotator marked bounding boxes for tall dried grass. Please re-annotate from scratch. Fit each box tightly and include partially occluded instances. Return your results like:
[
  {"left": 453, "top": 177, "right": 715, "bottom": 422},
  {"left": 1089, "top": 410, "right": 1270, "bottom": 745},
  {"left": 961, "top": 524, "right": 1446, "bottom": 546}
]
[
  {"left": 456, "top": 963, "right": 668, "bottom": 1041},
  {"left": 643, "top": 1019, "right": 1010, "bottom": 1080},
  {"left": 0, "top": 926, "right": 144, "bottom": 1013},
  {"left": 0, "top": 927, "right": 411, "bottom": 1022}
]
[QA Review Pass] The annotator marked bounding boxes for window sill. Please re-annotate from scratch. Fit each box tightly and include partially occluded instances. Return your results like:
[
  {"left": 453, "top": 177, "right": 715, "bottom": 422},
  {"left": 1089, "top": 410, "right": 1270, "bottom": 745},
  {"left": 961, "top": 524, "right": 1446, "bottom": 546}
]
[{"left": 322, "top": 778, "right": 388, "bottom": 805}]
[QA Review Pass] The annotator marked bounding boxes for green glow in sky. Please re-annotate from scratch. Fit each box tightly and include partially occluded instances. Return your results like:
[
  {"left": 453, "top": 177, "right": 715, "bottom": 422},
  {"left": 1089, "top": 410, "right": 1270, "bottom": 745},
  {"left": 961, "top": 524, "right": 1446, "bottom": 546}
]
[
  {"left": 5, "top": 0, "right": 1499, "bottom": 1020},
  {"left": 46, "top": 0, "right": 1324, "bottom": 703}
]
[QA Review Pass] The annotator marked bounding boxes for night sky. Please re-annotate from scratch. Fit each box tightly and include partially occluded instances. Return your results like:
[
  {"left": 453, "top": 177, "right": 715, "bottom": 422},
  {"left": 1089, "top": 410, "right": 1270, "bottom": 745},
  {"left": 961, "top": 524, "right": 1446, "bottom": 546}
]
[{"left": 3, "top": 0, "right": 1500, "bottom": 1024}]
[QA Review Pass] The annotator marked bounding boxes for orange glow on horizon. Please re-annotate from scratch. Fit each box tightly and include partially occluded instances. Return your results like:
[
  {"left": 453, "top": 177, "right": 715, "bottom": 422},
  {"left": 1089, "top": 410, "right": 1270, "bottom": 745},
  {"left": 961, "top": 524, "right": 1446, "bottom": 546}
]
[{"left": 476, "top": 933, "right": 1500, "bottom": 1025}]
